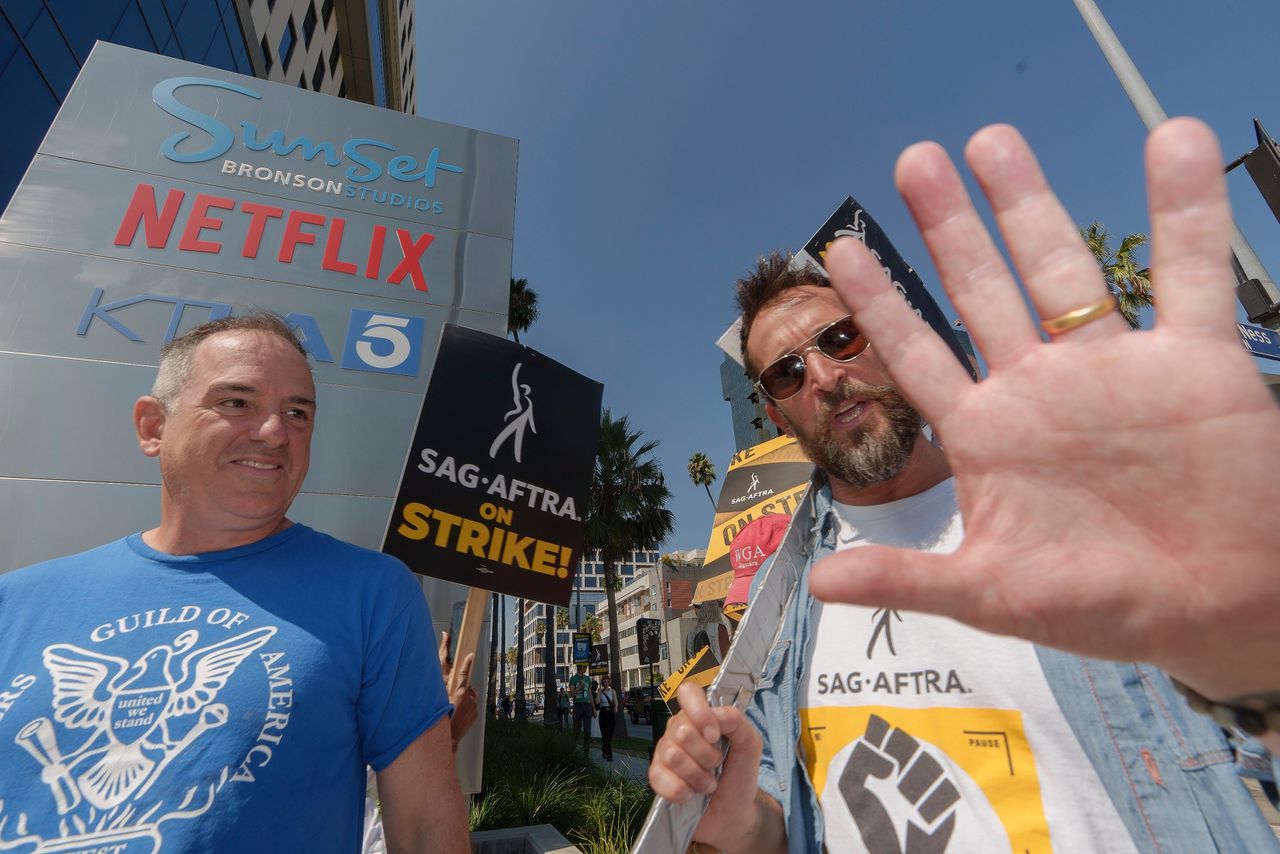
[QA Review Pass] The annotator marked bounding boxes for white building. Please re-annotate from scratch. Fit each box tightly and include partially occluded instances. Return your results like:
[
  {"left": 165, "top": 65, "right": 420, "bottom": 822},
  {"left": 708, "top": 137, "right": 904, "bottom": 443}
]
[
  {"left": 236, "top": 0, "right": 416, "bottom": 112},
  {"left": 594, "top": 550, "right": 706, "bottom": 691},
  {"left": 516, "top": 547, "right": 658, "bottom": 703}
]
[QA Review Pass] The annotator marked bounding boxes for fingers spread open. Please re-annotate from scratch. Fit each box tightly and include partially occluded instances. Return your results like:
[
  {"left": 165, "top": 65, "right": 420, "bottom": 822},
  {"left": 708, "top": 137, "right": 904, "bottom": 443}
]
[
  {"left": 826, "top": 237, "right": 973, "bottom": 424},
  {"left": 965, "top": 125, "right": 1125, "bottom": 343},
  {"left": 1144, "top": 118, "right": 1235, "bottom": 335},
  {"left": 894, "top": 140, "right": 1040, "bottom": 366}
]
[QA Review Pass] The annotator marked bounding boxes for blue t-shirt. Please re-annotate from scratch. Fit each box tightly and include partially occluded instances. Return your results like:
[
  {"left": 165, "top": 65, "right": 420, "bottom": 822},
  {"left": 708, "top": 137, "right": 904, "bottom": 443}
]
[{"left": 0, "top": 524, "right": 449, "bottom": 853}]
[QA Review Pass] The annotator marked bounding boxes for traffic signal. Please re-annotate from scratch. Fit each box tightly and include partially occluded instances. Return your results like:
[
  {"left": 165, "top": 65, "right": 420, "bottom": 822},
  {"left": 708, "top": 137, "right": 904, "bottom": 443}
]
[{"left": 1245, "top": 119, "right": 1280, "bottom": 226}]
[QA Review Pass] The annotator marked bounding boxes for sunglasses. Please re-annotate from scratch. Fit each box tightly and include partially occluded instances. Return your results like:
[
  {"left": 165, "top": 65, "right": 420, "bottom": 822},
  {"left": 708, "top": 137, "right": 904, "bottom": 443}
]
[{"left": 754, "top": 315, "right": 870, "bottom": 402}]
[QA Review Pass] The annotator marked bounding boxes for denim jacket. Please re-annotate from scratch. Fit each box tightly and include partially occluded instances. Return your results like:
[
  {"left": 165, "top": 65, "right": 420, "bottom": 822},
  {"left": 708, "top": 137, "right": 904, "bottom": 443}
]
[{"left": 746, "top": 474, "right": 1280, "bottom": 853}]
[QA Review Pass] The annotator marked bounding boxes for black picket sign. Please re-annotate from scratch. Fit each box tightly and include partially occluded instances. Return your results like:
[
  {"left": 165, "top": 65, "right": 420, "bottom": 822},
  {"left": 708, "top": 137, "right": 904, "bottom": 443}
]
[
  {"left": 382, "top": 324, "right": 603, "bottom": 605},
  {"left": 802, "top": 196, "right": 978, "bottom": 380}
]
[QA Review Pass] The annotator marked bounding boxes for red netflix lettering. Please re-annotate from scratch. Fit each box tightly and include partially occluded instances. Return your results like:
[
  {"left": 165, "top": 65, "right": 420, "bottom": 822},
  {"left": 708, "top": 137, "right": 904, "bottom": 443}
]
[
  {"left": 178, "top": 194, "right": 235, "bottom": 253},
  {"left": 241, "top": 201, "right": 284, "bottom": 258},
  {"left": 278, "top": 210, "right": 326, "bottom": 263},
  {"left": 322, "top": 218, "right": 358, "bottom": 274},
  {"left": 114, "top": 184, "right": 184, "bottom": 248},
  {"left": 388, "top": 230, "right": 434, "bottom": 292},
  {"left": 112, "top": 183, "right": 433, "bottom": 294},
  {"left": 365, "top": 225, "right": 387, "bottom": 280}
]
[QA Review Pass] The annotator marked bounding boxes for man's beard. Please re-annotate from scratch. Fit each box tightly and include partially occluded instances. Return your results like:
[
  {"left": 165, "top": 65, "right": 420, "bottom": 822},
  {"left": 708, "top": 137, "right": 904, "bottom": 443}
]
[{"left": 792, "top": 379, "right": 923, "bottom": 490}]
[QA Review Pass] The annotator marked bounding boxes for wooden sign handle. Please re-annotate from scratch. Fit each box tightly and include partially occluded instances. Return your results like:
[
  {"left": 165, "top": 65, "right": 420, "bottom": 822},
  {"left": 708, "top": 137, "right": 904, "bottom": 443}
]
[{"left": 451, "top": 586, "right": 489, "bottom": 693}]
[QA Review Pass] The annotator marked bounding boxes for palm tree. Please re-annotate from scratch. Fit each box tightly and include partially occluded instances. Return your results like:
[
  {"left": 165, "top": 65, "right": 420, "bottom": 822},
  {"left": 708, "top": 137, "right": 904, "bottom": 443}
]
[
  {"left": 539, "top": 608, "right": 570, "bottom": 726},
  {"left": 582, "top": 612, "right": 602, "bottom": 642},
  {"left": 508, "top": 277, "right": 539, "bottom": 343},
  {"left": 1080, "top": 223, "right": 1152, "bottom": 329},
  {"left": 687, "top": 451, "right": 717, "bottom": 509},
  {"left": 585, "top": 410, "right": 674, "bottom": 739},
  {"left": 552, "top": 607, "right": 570, "bottom": 700},
  {"left": 487, "top": 591, "right": 498, "bottom": 716},
  {"left": 536, "top": 611, "right": 557, "bottom": 724},
  {"left": 504, "top": 645, "right": 518, "bottom": 700},
  {"left": 497, "top": 595, "right": 506, "bottom": 705},
  {"left": 515, "top": 598, "right": 526, "bottom": 720},
  {"left": 503, "top": 645, "right": 518, "bottom": 697}
]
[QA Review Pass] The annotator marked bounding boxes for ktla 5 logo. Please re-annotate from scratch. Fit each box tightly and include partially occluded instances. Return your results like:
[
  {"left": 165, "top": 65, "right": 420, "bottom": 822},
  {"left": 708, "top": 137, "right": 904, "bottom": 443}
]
[{"left": 77, "top": 288, "right": 426, "bottom": 376}]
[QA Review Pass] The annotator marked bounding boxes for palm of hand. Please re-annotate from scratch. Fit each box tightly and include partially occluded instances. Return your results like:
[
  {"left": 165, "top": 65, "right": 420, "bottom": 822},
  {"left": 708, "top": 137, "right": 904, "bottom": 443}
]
[
  {"left": 936, "top": 327, "right": 1280, "bottom": 692},
  {"left": 811, "top": 119, "right": 1280, "bottom": 699}
]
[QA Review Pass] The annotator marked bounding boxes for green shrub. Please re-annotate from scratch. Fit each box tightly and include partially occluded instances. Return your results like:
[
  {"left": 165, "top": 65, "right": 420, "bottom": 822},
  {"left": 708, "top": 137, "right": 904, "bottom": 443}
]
[
  {"left": 572, "top": 776, "right": 652, "bottom": 854},
  {"left": 468, "top": 787, "right": 514, "bottom": 831},
  {"left": 471, "top": 718, "right": 654, "bottom": 853}
]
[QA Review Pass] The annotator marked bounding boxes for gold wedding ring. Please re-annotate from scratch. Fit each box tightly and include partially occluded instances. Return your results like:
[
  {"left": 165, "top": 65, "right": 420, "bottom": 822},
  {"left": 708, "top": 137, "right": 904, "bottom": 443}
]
[{"left": 1040, "top": 295, "right": 1117, "bottom": 336}]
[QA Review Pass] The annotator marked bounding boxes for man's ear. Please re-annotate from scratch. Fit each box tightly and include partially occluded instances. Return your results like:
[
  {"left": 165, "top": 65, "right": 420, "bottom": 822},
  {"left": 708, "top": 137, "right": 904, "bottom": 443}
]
[
  {"left": 134, "top": 396, "right": 166, "bottom": 458},
  {"left": 764, "top": 400, "right": 793, "bottom": 437}
]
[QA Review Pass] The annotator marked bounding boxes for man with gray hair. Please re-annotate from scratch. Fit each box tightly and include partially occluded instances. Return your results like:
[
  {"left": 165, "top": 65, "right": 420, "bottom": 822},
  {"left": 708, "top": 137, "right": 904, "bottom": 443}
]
[{"left": 0, "top": 314, "right": 469, "bottom": 852}]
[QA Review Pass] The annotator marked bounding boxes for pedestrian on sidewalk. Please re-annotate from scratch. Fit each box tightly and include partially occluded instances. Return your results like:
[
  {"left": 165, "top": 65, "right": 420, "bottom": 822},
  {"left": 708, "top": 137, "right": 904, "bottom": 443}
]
[
  {"left": 557, "top": 687, "right": 570, "bottom": 728},
  {"left": 569, "top": 664, "right": 594, "bottom": 754},
  {"left": 597, "top": 676, "right": 619, "bottom": 762}
]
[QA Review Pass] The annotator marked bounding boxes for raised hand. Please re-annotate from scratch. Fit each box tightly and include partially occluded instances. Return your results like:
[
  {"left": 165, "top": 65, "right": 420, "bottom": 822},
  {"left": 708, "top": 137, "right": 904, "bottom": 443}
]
[
  {"left": 438, "top": 631, "right": 478, "bottom": 749},
  {"left": 809, "top": 119, "right": 1280, "bottom": 702}
]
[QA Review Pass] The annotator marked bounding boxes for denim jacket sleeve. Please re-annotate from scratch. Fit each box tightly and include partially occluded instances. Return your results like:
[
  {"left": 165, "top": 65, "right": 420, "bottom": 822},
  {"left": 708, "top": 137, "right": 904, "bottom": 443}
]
[
  {"left": 740, "top": 478, "right": 835, "bottom": 853},
  {"left": 1035, "top": 647, "right": 1280, "bottom": 851}
]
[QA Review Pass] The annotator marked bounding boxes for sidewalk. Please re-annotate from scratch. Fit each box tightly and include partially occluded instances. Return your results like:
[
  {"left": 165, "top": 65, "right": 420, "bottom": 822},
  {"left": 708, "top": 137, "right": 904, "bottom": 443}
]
[
  {"left": 562, "top": 718, "right": 652, "bottom": 786},
  {"left": 588, "top": 743, "right": 650, "bottom": 785}
]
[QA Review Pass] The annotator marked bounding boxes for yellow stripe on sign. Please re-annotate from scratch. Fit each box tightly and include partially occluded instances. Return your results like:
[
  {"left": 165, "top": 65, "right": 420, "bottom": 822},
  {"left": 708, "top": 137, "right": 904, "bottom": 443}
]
[
  {"left": 691, "top": 571, "right": 734, "bottom": 604},
  {"left": 725, "top": 434, "right": 807, "bottom": 470},
  {"left": 799, "top": 705, "right": 1051, "bottom": 853},
  {"left": 659, "top": 645, "right": 717, "bottom": 702}
]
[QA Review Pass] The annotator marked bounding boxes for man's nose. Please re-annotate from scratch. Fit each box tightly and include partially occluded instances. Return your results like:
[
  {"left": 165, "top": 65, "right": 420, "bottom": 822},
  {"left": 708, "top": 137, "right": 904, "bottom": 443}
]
[
  {"left": 803, "top": 346, "right": 847, "bottom": 394},
  {"left": 252, "top": 412, "right": 290, "bottom": 446}
]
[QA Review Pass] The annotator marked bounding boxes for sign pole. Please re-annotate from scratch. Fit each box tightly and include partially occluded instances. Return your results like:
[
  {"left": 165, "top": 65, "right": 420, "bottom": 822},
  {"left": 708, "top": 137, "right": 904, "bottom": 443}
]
[
  {"left": 453, "top": 587, "right": 489, "bottom": 695},
  {"left": 1072, "top": 0, "right": 1280, "bottom": 328}
]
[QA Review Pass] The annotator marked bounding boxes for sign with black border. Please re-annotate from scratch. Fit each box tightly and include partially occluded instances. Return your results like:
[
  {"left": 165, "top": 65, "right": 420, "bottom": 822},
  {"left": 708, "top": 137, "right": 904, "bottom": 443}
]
[{"left": 383, "top": 324, "right": 602, "bottom": 604}]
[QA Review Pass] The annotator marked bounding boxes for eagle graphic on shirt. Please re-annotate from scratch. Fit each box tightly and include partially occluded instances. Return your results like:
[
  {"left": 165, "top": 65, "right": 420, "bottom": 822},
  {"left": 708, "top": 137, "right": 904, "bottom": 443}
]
[{"left": 16, "top": 626, "right": 275, "bottom": 812}]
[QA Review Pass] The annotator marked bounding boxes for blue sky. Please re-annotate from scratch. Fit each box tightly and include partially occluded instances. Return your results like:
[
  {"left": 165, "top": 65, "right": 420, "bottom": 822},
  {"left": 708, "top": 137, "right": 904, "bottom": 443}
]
[{"left": 418, "top": 0, "right": 1280, "bottom": 552}]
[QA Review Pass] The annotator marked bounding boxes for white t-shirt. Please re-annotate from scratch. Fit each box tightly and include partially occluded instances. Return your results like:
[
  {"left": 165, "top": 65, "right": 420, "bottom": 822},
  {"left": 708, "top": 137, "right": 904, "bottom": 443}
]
[{"left": 798, "top": 479, "right": 1137, "bottom": 853}]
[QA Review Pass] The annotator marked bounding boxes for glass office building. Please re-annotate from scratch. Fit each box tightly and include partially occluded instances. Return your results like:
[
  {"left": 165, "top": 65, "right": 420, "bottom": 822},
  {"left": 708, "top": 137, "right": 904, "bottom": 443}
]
[
  {"left": 0, "top": 0, "right": 416, "bottom": 210},
  {"left": 0, "top": 0, "right": 250, "bottom": 209}
]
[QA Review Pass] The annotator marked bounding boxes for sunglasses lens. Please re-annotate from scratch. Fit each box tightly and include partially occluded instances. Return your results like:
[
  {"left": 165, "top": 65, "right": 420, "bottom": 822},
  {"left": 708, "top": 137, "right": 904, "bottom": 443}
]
[
  {"left": 819, "top": 319, "right": 867, "bottom": 360},
  {"left": 759, "top": 318, "right": 867, "bottom": 401},
  {"left": 760, "top": 356, "right": 806, "bottom": 400}
]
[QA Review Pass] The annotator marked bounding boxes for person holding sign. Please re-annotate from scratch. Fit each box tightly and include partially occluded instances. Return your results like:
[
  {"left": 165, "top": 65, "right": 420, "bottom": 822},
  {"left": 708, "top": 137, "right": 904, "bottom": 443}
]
[
  {"left": 648, "top": 120, "right": 1280, "bottom": 853},
  {"left": 0, "top": 315, "right": 468, "bottom": 853}
]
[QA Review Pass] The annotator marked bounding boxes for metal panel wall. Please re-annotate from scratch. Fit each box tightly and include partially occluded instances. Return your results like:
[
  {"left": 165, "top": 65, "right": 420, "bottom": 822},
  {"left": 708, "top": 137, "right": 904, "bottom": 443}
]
[{"left": 0, "top": 41, "right": 517, "bottom": 661}]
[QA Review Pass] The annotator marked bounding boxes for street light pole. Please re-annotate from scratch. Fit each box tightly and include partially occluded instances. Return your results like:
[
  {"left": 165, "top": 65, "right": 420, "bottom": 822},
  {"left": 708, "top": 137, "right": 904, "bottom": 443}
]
[{"left": 1072, "top": 0, "right": 1280, "bottom": 329}]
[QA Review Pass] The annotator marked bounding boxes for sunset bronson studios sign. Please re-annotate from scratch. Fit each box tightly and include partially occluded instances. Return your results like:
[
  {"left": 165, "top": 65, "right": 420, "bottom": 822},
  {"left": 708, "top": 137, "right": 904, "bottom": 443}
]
[{"left": 0, "top": 43, "right": 517, "bottom": 571}]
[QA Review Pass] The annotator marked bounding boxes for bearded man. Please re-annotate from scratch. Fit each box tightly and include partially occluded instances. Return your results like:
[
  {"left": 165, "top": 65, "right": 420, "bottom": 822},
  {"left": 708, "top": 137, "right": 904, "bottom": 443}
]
[{"left": 648, "top": 242, "right": 1280, "bottom": 852}]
